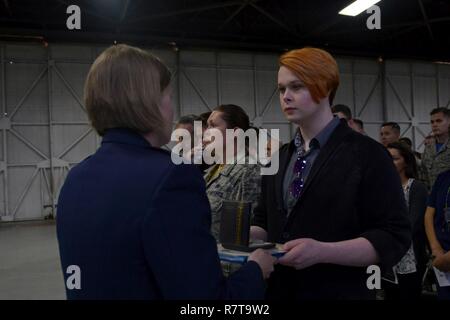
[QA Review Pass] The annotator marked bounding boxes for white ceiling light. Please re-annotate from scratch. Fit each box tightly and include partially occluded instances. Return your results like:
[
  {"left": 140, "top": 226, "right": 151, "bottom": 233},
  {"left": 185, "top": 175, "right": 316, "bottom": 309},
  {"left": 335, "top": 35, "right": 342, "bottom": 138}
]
[{"left": 339, "top": 0, "right": 382, "bottom": 16}]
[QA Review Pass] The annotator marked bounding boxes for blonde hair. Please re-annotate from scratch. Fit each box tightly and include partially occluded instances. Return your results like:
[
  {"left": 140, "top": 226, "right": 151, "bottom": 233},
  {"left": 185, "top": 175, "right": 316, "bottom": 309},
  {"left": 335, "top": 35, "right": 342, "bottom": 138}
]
[
  {"left": 279, "top": 47, "right": 339, "bottom": 105},
  {"left": 84, "top": 44, "right": 172, "bottom": 136}
]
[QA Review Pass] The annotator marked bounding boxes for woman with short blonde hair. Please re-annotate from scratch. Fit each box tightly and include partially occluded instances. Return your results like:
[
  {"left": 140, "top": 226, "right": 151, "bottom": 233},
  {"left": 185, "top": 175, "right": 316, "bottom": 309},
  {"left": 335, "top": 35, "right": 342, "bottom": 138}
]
[{"left": 84, "top": 44, "right": 172, "bottom": 139}]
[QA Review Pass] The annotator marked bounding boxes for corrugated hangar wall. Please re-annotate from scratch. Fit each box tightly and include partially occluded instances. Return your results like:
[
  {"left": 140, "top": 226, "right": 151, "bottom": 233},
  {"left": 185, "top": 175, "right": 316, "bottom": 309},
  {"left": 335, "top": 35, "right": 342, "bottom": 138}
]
[{"left": 0, "top": 42, "right": 449, "bottom": 221}]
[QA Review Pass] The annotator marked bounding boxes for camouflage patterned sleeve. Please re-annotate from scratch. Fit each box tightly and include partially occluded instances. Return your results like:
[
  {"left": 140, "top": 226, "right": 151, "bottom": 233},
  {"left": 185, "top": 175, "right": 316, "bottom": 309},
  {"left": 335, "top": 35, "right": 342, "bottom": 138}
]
[{"left": 241, "top": 165, "right": 262, "bottom": 217}]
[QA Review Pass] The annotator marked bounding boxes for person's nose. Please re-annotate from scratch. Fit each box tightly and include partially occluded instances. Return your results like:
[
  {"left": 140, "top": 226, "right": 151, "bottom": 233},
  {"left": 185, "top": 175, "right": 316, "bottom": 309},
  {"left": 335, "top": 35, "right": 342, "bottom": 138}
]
[
  {"left": 283, "top": 89, "right": 293, "bottom": 104},
  {"left": 203, "top": 129, "right": 214, "bottom": 145}
]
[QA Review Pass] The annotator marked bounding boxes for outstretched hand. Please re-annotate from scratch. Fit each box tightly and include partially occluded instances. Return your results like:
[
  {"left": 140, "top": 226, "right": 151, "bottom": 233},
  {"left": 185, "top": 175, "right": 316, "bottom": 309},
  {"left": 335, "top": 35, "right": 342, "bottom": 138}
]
[{"left": 278, "top": 238, "right": 325, "bottom": 270}]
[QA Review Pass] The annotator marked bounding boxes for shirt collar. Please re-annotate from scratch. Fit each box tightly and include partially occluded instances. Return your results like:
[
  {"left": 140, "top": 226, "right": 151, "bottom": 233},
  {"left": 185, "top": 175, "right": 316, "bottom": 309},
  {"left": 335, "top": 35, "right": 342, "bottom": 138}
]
[{"left": 295, "top": 116, "right": 340, "bottom": 150}]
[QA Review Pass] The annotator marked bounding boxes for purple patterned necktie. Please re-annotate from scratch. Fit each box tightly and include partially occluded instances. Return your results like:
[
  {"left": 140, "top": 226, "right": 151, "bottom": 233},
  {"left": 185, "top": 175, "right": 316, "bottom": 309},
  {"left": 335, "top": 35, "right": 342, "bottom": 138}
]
[{"left": 289, "top": 132, "right": 308, "bottom": 199}]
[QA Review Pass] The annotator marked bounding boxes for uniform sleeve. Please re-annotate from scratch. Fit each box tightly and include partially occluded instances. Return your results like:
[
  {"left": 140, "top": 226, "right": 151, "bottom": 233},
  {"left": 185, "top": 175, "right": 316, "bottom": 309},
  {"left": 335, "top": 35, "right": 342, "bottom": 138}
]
[
  {"left": 242, "top": 165, "right": 262, "bottom": 219},
  {"left": 251, "top": 173, "right": 268, "bottom": 231},
  {"left": 421, "top": 145, "right": 433, "bottom": 190},
  {"left": 140, "top": 163, "right": 265, "bottom": 300}
]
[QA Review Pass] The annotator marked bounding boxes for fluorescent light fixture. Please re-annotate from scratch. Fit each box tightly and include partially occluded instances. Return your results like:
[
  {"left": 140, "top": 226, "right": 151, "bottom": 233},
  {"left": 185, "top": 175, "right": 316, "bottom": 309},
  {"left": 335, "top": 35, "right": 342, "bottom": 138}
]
[
  {"left": 434, "top": 61, "right": 450, "bottom": 65},
  {"left": 339, "top": 0, "right": 382, "bottom": 16}
]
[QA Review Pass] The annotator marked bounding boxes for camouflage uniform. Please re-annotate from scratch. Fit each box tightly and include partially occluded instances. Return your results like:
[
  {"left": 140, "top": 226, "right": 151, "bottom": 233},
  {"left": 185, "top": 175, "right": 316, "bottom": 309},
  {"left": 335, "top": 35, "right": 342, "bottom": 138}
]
[
  {"left": 204, "top": 159, "right": 262, "bottom": 240},
  {"left": 415, "top": 155, "right": 429, "bottom": 187},
  {"left": 204, "top": 158, "right": 262, "bottom": 277},
  {"left": 421, "top": 139, "right": 450, "bottom": 190}
]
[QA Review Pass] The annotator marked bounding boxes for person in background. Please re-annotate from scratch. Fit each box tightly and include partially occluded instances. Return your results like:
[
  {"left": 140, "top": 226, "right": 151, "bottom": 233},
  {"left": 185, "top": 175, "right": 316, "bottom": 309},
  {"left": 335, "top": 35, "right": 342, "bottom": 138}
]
[
  {"left": 353, "top": 118, "right": 366, "bottom": 135},
  {"left": 174, "top": 113, "right": 211, "bottom": 172},
  {"left": 56, "top": 44, "right": 275, "bottom": 300},
  {"left": 421, "top": 107, "right": 450, "bottom": 190},
  {"left": 399, "top": 137, "right": 414, "bottom": 155},
  {"left": 399, "top": 137, "right": 428, "bottom": 186},
  {"left": 424, "top": 169, "right": 450, "bottom": 300},
  {"left": 197, "top": 111, "right": 213, "bottom": 172},
  {"left": 203, "top": 104, "right": 262, "bottom": 240},
  {"left": 174, "top": 114, "right": 200, "bottom": 153},
  {"left": 423, "top": 134, "right": 435, "bottom": 147},
  {"left": 380, "top": 122, "right": 401, "bottom": 147},
  {"left": 199, "top": 111, "right": 212, "bottom": 131},
  {"left": 331, "top": 104, "right": 357, "bottom": 131},
  {"left": 250, "top": 47, "right": 410, "bottom": 300},
  {"left": 175, "top": 114, "right": 199, "bottom": 137},
  {"left": 383, "top": 142, "right": 428, "bottom": 300}
]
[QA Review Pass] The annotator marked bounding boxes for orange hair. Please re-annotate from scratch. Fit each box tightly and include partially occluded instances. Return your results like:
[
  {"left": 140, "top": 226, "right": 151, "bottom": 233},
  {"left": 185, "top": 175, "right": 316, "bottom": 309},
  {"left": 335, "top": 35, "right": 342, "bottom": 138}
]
[{"left": 279, "top": 47, "right": 340, "bottom": 105}]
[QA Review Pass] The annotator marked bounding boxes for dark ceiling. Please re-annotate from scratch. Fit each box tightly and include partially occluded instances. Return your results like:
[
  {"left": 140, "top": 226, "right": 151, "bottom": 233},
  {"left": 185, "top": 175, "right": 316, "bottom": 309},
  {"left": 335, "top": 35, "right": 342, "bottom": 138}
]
[{"left": 1, "top": 0, "right": 450, "bottom": 61}]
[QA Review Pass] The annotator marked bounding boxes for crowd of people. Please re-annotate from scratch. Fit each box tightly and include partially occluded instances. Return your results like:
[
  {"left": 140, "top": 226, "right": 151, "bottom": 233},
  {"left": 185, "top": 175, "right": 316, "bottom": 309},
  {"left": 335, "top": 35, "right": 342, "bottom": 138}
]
[{"left": 56, "top": 43, "right": 450, "bottom": 300}]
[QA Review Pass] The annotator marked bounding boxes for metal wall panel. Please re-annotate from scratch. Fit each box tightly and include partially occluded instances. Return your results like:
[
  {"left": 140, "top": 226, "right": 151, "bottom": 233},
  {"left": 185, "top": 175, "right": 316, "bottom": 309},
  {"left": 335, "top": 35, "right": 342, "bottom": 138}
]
[
  {"left": 181, "top": 66, "right": 217, "bottom": 114},
  {"left": 1, "top": 42, "right": 444, "bottom": 221},
  {"left": 384, "top": 61, "right": 448, "bottom": 152},
  {"left": 438, "top": 65, "right": 450, "bottom": 108},
  {"left": 220, "top": 68, "right": 255, "bottom": 118},
  {"left": 1, "top": 44, "right": 95, "bottom": 221}
]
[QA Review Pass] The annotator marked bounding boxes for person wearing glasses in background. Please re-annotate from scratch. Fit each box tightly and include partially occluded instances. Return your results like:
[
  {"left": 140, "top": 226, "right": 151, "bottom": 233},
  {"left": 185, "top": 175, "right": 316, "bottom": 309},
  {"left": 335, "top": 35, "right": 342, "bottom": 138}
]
[{"left": 250, "top": 47, "right": 411, "bottom": 300}]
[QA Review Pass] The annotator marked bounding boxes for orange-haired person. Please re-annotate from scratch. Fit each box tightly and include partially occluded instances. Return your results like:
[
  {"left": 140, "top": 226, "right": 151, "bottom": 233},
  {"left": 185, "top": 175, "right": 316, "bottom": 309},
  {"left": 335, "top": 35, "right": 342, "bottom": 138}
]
[{"left": 250, "top": 48, "right": 411, "bottom": 300}]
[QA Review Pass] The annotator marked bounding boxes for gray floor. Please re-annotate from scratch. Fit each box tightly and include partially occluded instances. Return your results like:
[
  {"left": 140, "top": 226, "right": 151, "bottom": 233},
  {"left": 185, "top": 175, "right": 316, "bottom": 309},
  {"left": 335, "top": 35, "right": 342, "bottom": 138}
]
[{"left": 0, "top": 221, "right": 66, "bottom": 300}]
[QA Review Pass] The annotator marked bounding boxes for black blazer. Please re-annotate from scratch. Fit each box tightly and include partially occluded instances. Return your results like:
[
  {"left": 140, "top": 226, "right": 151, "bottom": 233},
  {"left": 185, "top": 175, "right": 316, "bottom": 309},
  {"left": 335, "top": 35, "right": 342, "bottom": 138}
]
[
  {"left": 408, "top": 180, "right": 429, "bottom": 275},
  {"left": 252, "top": 120, "right": 411, "bottom": 300}
]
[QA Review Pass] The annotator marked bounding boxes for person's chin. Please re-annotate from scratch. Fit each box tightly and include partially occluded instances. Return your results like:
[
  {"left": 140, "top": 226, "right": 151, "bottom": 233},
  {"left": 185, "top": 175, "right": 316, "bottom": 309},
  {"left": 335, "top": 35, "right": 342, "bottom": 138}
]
[{"left": 284, "top": 113, "right": 302, "bottom": 124}]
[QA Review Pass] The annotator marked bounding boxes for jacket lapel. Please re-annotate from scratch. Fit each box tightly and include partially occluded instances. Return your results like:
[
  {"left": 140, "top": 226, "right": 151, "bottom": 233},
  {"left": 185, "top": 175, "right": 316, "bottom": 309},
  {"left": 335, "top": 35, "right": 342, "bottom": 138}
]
[{"left": 290, "top": 121, "right": 353, "bottom": 212}]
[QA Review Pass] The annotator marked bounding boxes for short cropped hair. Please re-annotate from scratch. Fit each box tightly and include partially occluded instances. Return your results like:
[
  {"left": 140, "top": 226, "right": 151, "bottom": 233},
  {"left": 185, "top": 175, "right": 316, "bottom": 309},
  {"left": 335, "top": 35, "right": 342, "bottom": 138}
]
[
  {"left": 430, "top": 107, "right": 450, "bottom": 118},
  {"left": 381, "top": 122, "right": 400, "bottom": 133},
  {"left": 279, "top": 47, "right": 340, "bottom": 105},
  {"left": 399, "top": 137, "right": 412, "bottom": 149},
  {"left": 353, "top": 119, "right": 364, "bottom": 130},
  {"left": 85, "top": 44, "right": 172, "bottom": 136},
  {"left": 332, "top": 104, "right": 352, "bottom": 120}
]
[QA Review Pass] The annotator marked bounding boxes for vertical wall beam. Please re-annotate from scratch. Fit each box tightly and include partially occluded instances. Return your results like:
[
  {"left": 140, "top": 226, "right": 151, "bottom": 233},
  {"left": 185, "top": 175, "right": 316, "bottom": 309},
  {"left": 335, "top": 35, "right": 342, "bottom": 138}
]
[
  {"left": 380, "top": 60, "right": 387, "bottom": 123},
  {"left": 215, "top": 51, "right": 221, "bottom": 106},
  {"left": 176, "top": 50, "right": 182, "bottom": 118},
  {"left": 47, "top": 48, "right": 56, "bottom": 218},
  {"left": 351, "top": 60, "right": 357, "bottom": 118},
  {"left": 1, "top": 44, "right": 9, "bottom": 217},
  {"left": 410, "top": 62, "right": 416, "bottom": 147},
  {"left": 252, "top": 54, "right": 258, "bottom": 121},
  {"left": 436, "top": 64, "right": 440, "bottom": 107}
]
